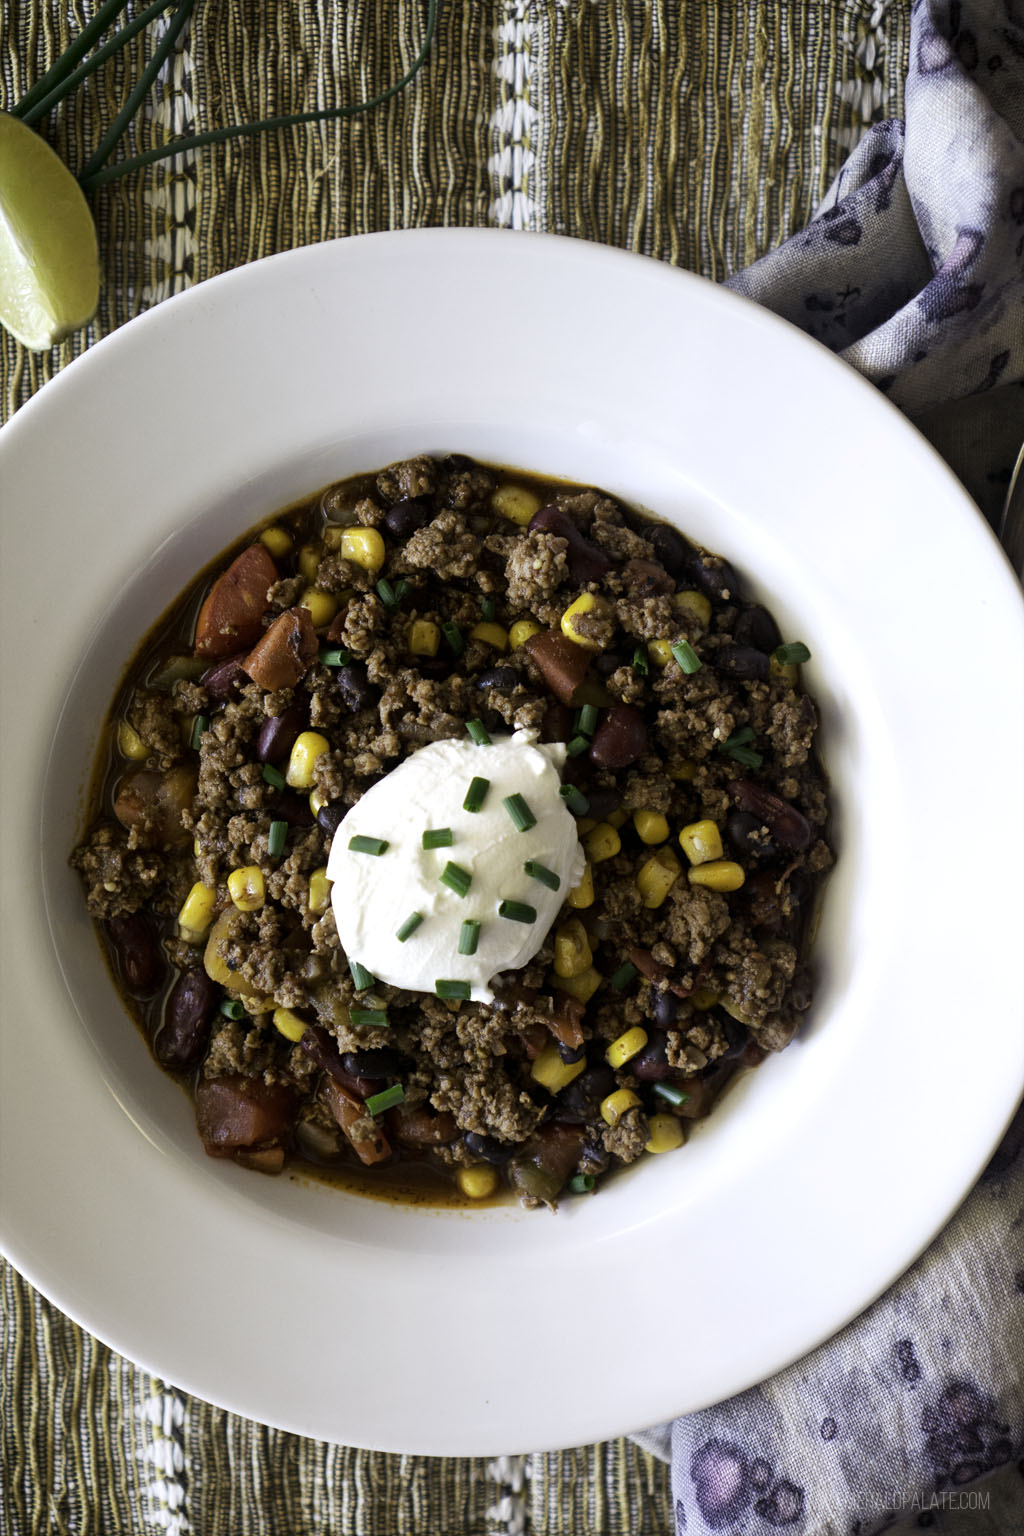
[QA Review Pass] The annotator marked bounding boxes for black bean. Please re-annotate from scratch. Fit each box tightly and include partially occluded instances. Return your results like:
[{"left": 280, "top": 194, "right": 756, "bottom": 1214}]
[
  {"left": 586, "top": 788, "right": 620, "bottom": 821},
  {"left": 336, "top": 662, "right": 376, "bottom": 713},
  {"left": 257, "top": 702, "right": 305, "bottom": 765},
  {"left": 691, "top": 554, "right": 740, "bottom": 602},
  {"left": 653, "top": 990, "right": 679, "bottom": 1028},
  {"left": 556, "top": 1040, "right": 587, "bottom": 1064},
  {"left": 734, "top": 604, "right": 781, "bottom": 654},
  {"left": 464, "top": 1131, "right": 512, "bottom": 1164},
  {"left": 414, "top": 657, "right": 450, "bottom": 681},
  {"left": 715, "top": 645, "right": 770, "bottom": 681},
  {"left": 718, "top": 1011, "right": 748, "bottom": 1059},
  {"left": 274, "top": 796, "right": 314, "bottom": 828},
  {"left": 106, "top": 912, "right": 163, "bottom": 996},
  {"left": 594, "top": 650, "right": 627, "bottom": 679},
  {"left": 648, "top": 523, "right": 689, "bottom": 577},
  {"left": 383, "top": 498, "right": 430, "bottom": 539},
  {"left": 554, "top": 1065, "right": 615, "bottom": 1123},
  {"left": 340, "top": 1048, "right": 409, "bottom": 1079},
  {"left": 156, "top": 968, "right": 218, "bottom": 1070},
  {"left": 316, "top": 803, "right": 345, "bottom": 839},
  {"left": 631, "top": 1029, "right": 673, "bottom": 1080},
  {"left": 476, "top": 667, "right": 518, "bottom": 692},
  {"left": 742, "top": 870, "right": 786, "bottom": 935},
  {"left": 726, "top": 810, "right": 778, "bottom": 865}
]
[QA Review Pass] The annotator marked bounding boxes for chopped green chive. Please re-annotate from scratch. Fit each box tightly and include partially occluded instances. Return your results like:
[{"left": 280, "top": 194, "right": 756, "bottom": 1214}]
[
  {"left": 190, "top": 714, "right": 210, "bottom": 751},
  {"left": 466, "top": 718, "right": 491, "bottom": 745},
  {"left": 458, "top": 919, "right": 482, "bottom": 956},
  {"left": 498, "top": 899, "right": 536, "bottom": 924},
  {"left": 725, "top": 745, "right": 763, "bottom": 769},
  {"left": 463, "top": 776, "right": 490, "bottom": 813},
  {"left": 422, "top": 827, "right": 454, "bottom": 849},
  {"left": 524, "top": 860, "right": 560, "bottom": 891},
  {"left": 267, "top": 820, "right": 287, "bottom": 858},
  {"left": 653, "top": 1082, "right": 690, "bottom": 1108},
  {"left": 395, "top": 912, "right": 424, "bottom": 943},
  {"left": 348, "top": 835, "right": 389, "bottom": 856},
  {"left": 318, "top": 646, "right": 350, "bottom": 667},
  {"left": 375, "top": 577, "right": 399, "bottom": 610},
  {"left": 441, "top": 861, "right": 473, "bottom": 897},
  {"left": 503, "top": 793, "right": 536, "bottom": 832},
  {"left": 718, "top": 727, "right": 764, "bottom": 770},
  {"left": 219, "top": 997, "right": 246, "bottom": 1020},
  {"left": 632, "top": 645, "right": 650, "bottom": 676},
  {"left": 577, "top": 703, "right": 598, "bottom": 737},
  {"left": 394, "top": 579, "right": 410, "bottom": 603},
  {"left": 481, "top": 596, "right": 497, "bottom": 621},
  {"left": 566, "top": 735, "right": 589, "bottom": 757},
  {"left": 350, "top": 1006, "right": 389, "bottom": 1030},
  {"left": 365, "top": 1082, "right": 404, "bottom": 1115},
  {"left": 262, "top": 764, "right": 285, "bottom": 790},
  {"left": 722, "top": 726, "right": 756, "bottom": 748},
  {"left": 442, "top": 622, "right": 464, "bottom": 656},
  {"left": 569, "top": 1173, "right": 596, "bottom": 1194},
  {"left": 436, "top": 979, "right": 471, "bottom": 1000},
  {"left": 559, "top": 784, "right": 590, "bottom": 816},
  {"left": 671, "top": 639, "right": 702, "bottom": 674},
  {"left": 774, "top": 641, "right": 811, "bottom": 665},
  {"left": 349, "top": 959, "right": 375, "bottom": 991},
  {"left": 609, "top": 962, "right": 638, "bottom": 992}
]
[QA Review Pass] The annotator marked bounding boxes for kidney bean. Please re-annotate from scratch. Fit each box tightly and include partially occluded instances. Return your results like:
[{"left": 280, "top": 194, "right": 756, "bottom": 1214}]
[
  {"left": 690, "top": 554, "right": 740, "bottom": 602},
  {"left": 528, "top": 505, "right": 612, "bottom": 583},
  {"left": 257, "top": 702, "right": 305, "bottom": 765},
  {"left": 316, "top": 803, "right": 345, "bottom": 839},
  {"left": 464, "top": 1131, "right": 512, "bottom": 1164},
  {"left": 648, "top": 523, "right": 689, "bottom": 577},
  {"left": 336, "top": 662, "right": 377, "bottom": 713},
  {"left": 524, "top": 630, "right": 592, "bottom": 705},
  {"left": 734, "top": 604, "right": 781, "bottom": 654},
  {"left": 383, "top": 497, "right": 430, "bottom": 539},
  {"left": 726, "top": 810, "right": 778, "bottom": 865},
  {"left": 243, "top": 607, "right": 318, "bottom": 691},
  {"left": 201, "top": 652, "right": 248, "bottom": 702},
  {"left": 273, "top": 796, "right": 315, "bottom": 828},
  {"left": 539, "top": 702, "right": 572, "bottom": 743},
  {"left": 553, "top": 1065, "right": 615, "bottom": 1124},
  {"left": 631, "top": 1029, "right": 673, "bottom": 1080},
  {"left": 622, "top": 558, "right": 676, "bottom": 597},
  {"left": 195, "top": 1074, "right": 297, "bottom": 1155},
  {"left": 340, "top": 1048, "right": 410, "bottom": 1080},
  {"left": 414, "top": 656, "right": 450, "bottom": 680},
  {"left": 589, "top": 703, "right": 647, "bottom": 768},
  {"left": 106, "top": 912, "right": 162, "bottom": 995},
  {"left": 156, "top": 967, "right": 218, "bottom": 1070},
  {"left": 715, "top": 645, "right": 770, "bottom": 681},
  {"left": 476, "top": 666, "right": 518, "bottom": 692},
  {"left": 728, "top": 780, "right": 811, "bottom": 851},
  {"left": 653, "top": 991, "right": 679, "bottom": 1029}
]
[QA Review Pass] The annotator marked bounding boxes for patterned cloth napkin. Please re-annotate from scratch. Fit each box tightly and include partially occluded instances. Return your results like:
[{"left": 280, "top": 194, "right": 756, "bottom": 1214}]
[{"left": 652, "top": 5, "right": 1024, "bottom": 1532}]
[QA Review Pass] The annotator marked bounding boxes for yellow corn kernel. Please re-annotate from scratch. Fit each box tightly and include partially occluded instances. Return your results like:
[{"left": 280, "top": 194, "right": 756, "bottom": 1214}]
[
  {"left": 770, "top": 655, "right": 799, "bottom": 687},
  {"left": 116, "top": 719, "right": 149, "bottom": 760},
  {"left": 637, "top": 847, "right": 681, "bottom": 908},
  {"left": 645, "top": 1113, "right": 685, "bottom": 1154},
  {"left": 177, "top": 881, "right": 216, "bottom": 942},
  {"left": 469, "top": 621, "right": 508, "bottom": 652},
  {"left": 678, "top": 819, "right": 723, "bottom": 866},
  {"left": 308, "top": 867, "right": 332, "bottom": 914},
  {"left": 272, "top": 1006, "right": 307, "bottom": 1043},
  {"left": 567, "top": 861, "right": 595, "bottom": 909},
  {"left": 227, "top": 865, "right": 265, "bottom": 912},
  {"left": 531, "top": 1039, "right": 587, "bottom": 1094},
  {"left": 690, "top": 987, "right": 720, "bottom": 1011},
  {"left": 553, "top": 965, "right": 603, "bottom": 1004},
  {"left": 605, "top": 1026, "right": 648, "bottom": 1070},
  {"left": 299, "top": 587, "right": 338, "bottom": 627},
  {"left": 509, "top": 618, "right": 542, "bottom": 649},
  {"left": 688, "top": 860, "right": 746, "bottom": 892},
  {"left": 647, "top": 638, "right": 674, "bottom": 669},
  {"left": 260, "top": 525, "right": 293, "bottom": 559},
  {"left": 600, "top": 1088, "right": 641, "bottom": 1126},
  {"left": 309, "top": 786, "right": 327, "bottom": 817},
  {"left": 633, "top": 810, "right": 669, "bottom": 844},
  {"left": 286, "top": 730, "right": 330, "bottom": 789},
  {"left": 457, "top": 1163, "right": 500, "bottom": 1200},
  {"left": 670, "top": 759, "right": 698, "bottom": 782},
  {"left": 408, "top": 618, "right": 440, "bottom": 657},
  {"left": 298, "top": 543, "right": 321, "bottom": 583},
  {"left": 674, "top": 590, "right": 712, "bottom": 628},
  {"left": 575, "top": 816, "right": 597, "bottom": 836},
  {"left": 193, "top": 836, "right": 202, "bottom": 858},
  {"left": 340, "top": 526, "right": 386, "bottom": 573},
  {"left": 321, "top": 524, "right": 347, "bottom": 552},
  {"left": 554, "top": 919, "right": 593, "bottom": 978},
  {"left": 492, "top": 484, "right": 541, "bottom": 525},
  {"left": 585, "top": 822, "right": 621, "bottom": 863},
  {"left": 606, "top": 807, "right": 629, "bottom": 830},
  {"left": 560, "top": 592, "right": 610, "bottom": 650}
]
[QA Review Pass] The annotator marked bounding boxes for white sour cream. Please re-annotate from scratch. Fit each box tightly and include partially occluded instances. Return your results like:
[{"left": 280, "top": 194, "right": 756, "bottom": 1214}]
[{"left": 325, "top": 730, "right": 585, "bottom": 1001}]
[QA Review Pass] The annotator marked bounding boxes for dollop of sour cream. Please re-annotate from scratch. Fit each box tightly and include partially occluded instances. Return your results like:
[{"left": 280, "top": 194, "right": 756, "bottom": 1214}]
[{"left": 325, "top": 730, "right": 585, "bottom": 1002}]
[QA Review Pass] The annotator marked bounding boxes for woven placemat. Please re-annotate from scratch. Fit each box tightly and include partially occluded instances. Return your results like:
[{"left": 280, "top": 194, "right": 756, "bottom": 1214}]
[{"left": 0, "top": 5, "right": 910, "bottom": 1532}]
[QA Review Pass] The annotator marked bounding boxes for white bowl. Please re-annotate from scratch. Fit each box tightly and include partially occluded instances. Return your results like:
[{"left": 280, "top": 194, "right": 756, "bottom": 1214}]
[{"left": 1, "top": 231, "right": 1021, "bottom": 1454}]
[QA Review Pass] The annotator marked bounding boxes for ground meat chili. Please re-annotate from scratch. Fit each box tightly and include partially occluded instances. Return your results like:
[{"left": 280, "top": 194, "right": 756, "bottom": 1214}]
[{"left": 71, "top": 454, "right": 833, "bottom": 1208}]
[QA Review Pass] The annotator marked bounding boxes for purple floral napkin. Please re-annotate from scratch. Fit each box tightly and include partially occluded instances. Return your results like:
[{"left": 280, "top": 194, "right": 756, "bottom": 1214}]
[{"left": 650, "top": 5, "right": 1024, "bottom": 1532}]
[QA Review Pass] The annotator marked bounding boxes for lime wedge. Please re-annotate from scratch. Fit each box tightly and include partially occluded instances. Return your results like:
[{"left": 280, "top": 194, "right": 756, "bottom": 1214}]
[{"left": 0, "top": 111, "right": 100, "bottom": 351}]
